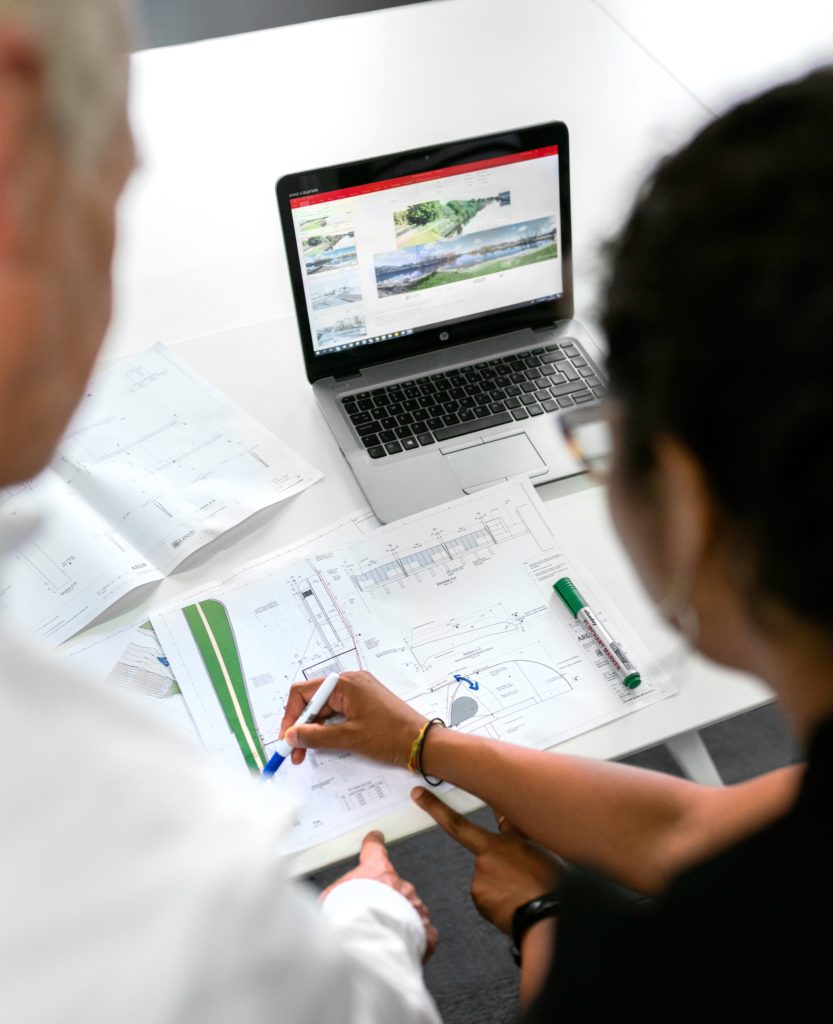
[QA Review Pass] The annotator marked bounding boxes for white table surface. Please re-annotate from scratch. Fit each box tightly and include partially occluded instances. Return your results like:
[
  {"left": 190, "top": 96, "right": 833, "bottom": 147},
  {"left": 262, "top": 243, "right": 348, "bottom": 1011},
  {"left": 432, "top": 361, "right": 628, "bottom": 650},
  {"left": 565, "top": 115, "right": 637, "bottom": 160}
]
[
  {"left": 108, "top": 0, "right": 712, "bottom": 360},
  {"left": 109, "top": 0, "right": 831, "bottom": 361},
  {"left": 591, "top": 0, "right": 833, "bottom": 115},
  {"left": 80, "top": 0, "right": 828, "bottom": 871},
  {"left": 83, "top": 320, "right": 773, "bottom": 876}
]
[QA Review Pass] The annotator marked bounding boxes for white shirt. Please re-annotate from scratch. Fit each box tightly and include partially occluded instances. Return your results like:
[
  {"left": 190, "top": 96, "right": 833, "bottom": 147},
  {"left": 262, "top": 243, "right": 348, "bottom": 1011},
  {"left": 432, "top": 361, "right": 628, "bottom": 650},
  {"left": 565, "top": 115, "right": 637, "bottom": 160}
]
[{"left": 0, "top": 528, "right": 441, "bottom": 1024}]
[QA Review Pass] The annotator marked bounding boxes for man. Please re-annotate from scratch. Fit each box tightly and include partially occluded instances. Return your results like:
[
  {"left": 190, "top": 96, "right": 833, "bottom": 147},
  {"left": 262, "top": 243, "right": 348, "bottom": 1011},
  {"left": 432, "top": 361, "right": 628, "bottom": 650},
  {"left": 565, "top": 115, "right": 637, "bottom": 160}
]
[{"left": 0, "top": 3, "right": 440, "bottom": 1021}]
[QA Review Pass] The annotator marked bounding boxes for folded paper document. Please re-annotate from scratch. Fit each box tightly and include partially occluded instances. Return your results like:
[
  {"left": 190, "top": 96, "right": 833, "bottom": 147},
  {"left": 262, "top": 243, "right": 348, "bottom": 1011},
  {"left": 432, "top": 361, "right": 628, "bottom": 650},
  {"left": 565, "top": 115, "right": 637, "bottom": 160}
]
[{"left": 0, "top": 344, "right": 322, "bottom": 645}]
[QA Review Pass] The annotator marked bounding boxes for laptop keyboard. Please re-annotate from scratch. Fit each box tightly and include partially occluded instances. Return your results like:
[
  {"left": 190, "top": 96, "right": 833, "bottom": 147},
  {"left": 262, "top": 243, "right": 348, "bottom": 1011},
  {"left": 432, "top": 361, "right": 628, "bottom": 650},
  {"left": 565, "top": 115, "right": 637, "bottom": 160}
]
[{"left": 340, "top": 340, "right": 604, "bottom": 459}]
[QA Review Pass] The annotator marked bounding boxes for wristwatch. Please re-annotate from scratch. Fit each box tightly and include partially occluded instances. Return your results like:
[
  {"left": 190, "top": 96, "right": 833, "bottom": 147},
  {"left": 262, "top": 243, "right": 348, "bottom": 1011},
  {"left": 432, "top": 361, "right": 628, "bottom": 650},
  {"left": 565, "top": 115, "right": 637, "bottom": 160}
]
[{"left": 510, "top": 890, "right": 561, "bottom": 965}]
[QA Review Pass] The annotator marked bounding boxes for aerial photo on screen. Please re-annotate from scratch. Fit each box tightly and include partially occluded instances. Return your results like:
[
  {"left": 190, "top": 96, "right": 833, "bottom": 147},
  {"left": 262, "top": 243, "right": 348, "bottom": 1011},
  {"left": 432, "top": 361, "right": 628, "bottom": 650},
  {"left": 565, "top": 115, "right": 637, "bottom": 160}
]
[
  {"left": 309, "top": 269, "right": 363, "bottom": 311},
  {"left": 315, "top": 311, "right": 366, "bottom": 349},
  {"left": 298, "top": 209, "right": 353, "bottom": 236},
  {"left": 394, "top": 193, "right": 511, "bottom": 248},
  {"left": 374, "top": 215, "right": 557, "bottom": 296},
  {"left": 303, "top": 230, "right": 358, "bottom": 275}
]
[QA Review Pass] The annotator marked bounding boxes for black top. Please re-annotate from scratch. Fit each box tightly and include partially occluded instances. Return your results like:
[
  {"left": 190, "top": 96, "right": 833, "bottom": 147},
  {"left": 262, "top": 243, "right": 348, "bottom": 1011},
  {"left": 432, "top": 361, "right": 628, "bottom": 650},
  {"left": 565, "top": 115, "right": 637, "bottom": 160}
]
[{"left": 522, "top": 719, "right": 829, "bottom": 1021}]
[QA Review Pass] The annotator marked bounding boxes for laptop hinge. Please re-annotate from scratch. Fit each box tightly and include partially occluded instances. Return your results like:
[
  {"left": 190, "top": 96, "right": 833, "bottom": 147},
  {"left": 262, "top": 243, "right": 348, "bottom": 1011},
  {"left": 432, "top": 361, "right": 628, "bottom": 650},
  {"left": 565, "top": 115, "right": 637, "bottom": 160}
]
[
  {"left": 532, "top": 320, "right": 565, "bottom": 335},
  {"left": 333, "top": 370, "right": 363, "bottom": 382}
]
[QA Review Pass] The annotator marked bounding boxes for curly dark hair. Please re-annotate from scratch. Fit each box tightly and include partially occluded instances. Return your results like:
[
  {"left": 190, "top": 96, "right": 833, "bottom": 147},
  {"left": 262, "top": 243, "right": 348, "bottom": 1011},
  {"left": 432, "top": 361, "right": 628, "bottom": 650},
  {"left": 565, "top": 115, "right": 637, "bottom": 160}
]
[{"left": 601, "top": 66, "right": 833, "bottom": 626}]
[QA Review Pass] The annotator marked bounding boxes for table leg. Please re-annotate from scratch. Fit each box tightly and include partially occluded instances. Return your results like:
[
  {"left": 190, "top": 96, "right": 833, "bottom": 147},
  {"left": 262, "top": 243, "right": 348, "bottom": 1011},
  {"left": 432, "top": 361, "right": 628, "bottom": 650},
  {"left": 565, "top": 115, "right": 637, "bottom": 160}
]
[{"left": 665, "top": 729, "right": 723, "bottom": 785}]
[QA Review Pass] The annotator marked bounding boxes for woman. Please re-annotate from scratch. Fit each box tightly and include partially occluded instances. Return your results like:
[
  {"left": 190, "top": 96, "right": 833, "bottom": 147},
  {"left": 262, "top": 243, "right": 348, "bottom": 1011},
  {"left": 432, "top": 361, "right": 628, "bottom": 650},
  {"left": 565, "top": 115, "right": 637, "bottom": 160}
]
[{"left": 281, "top": 68, "right": 833, "bottom": 1018}]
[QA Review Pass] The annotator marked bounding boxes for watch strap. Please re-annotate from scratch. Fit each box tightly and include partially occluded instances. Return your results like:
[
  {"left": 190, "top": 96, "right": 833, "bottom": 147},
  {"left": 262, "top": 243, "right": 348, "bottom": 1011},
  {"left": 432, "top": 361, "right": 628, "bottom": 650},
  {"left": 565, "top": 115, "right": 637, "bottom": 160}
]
[{"left": 510, "top": 889, "right": 561, "bottom": 965}]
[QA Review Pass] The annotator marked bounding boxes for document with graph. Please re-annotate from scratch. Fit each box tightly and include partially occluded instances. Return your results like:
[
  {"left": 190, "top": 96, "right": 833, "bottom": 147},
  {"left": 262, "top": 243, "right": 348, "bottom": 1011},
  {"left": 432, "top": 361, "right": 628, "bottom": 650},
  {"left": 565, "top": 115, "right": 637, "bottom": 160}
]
[
  {"left": 0, "top": 343, "right": 322, "bottom": 645},
  {"left": 151, "top": 479, "right": 674, "bottom": 856}
]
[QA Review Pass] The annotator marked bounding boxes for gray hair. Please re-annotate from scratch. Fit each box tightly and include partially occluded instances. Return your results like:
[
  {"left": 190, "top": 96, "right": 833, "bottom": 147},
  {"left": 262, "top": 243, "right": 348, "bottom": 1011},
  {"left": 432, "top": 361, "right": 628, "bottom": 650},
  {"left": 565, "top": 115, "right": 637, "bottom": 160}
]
[{"left": 0, "top": 0, "right": 132, "bottom": 167}]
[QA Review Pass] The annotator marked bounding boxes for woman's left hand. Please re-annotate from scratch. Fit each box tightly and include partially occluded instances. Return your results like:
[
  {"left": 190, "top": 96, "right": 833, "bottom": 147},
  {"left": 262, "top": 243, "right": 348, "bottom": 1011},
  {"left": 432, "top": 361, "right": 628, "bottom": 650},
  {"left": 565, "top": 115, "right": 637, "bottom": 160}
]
[{"left": 411, "top": 786, "right": 562, "bottom": 936}]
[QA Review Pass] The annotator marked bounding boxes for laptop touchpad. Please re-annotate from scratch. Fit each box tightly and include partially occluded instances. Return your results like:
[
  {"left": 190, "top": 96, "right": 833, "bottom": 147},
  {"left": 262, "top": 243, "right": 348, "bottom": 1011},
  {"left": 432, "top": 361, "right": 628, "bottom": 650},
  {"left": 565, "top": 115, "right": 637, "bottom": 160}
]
[{"left": 444, "top": 434, "right": 546, "bottom": 492}]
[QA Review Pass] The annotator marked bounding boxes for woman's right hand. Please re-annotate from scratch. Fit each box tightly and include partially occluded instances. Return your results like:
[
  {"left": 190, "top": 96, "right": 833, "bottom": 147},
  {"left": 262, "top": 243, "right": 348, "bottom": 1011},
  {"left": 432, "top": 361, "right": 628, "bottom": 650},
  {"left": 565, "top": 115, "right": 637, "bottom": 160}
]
[{"left": 279, "top": 670, "right": 427, "bottom": 768}]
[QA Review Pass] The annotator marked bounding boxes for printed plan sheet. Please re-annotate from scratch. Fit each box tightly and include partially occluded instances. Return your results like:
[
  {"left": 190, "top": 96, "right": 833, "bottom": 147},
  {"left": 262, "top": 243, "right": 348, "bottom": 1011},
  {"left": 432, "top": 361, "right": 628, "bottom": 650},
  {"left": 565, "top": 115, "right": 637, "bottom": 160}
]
[
  {"left": 0, "top": 344, "right": 321, "bottom": 645},
  {"left": 58, "top": 613, "right": 202, "bottom": 743},
  {"left": 152, "top": 480, "right": 674, "bottom": 856},
  {"left": 59, "top": 509, "right": 382, "bottom": 746}
]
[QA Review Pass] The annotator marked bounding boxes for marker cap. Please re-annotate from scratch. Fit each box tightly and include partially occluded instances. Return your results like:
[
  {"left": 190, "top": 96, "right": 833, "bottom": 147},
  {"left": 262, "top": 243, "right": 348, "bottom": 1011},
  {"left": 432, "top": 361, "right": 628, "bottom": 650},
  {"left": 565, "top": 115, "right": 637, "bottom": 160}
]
[
  {"left": 553, "top": 577, "right": 585, "bottom": 618},
  {"left": 262, "top": 751, "right": 286, "bottom": 778}
]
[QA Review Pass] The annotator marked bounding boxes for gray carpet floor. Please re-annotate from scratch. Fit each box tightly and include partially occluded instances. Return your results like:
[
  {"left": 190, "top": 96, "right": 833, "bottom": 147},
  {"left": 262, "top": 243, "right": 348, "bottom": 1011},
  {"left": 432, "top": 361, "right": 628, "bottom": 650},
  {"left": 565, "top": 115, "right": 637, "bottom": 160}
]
[{"left": 305, "top": 702, "right": 801, "bottom": 1023}]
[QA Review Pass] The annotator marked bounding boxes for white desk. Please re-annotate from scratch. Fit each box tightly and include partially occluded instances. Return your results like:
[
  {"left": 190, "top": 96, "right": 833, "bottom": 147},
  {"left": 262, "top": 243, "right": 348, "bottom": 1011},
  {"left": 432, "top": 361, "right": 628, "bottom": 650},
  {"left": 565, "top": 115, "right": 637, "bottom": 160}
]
[
  {"left": 83, "top": 0, "right": 828, "bottom": 872},
  {"left": 591, "top": 0, "right": 833, "bottom": 116},
  {"left": 78, "top": 320, "right": 772, "bottom": 876},
  {"left": 109, "top": 0, "right": 712, "bottom": 359}
]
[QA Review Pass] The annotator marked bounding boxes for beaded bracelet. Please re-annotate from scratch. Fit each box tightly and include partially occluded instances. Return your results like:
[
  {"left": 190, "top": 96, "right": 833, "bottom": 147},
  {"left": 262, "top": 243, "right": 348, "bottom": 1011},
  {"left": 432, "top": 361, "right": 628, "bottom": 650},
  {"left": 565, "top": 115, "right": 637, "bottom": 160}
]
[{"left": 408, "top": 717, "right": 445, "bottom": 787}]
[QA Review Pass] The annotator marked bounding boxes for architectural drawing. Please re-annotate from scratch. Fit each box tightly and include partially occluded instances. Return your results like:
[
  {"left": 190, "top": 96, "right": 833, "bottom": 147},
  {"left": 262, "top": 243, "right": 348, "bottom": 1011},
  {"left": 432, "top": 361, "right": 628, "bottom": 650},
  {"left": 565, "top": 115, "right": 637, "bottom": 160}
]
[
  {"left": 406, "top": 643, "right": 577, "bottom": 735},
  {"left": 0, "top": 344, "right": 321, "bottom": 645},
  {"left": 350, "top": 501, "right": 550, "bottom": 596},
  {"left": 153, "top": 479, "right": 670, "bottom": 856}
]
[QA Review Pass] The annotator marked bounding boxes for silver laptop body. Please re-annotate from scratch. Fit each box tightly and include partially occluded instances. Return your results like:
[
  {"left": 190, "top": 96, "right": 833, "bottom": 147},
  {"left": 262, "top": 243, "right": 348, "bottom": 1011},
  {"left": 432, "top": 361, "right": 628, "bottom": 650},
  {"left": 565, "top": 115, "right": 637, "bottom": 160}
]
[{"left": 277, "top": 121, "right": 604, "bottom": 523}]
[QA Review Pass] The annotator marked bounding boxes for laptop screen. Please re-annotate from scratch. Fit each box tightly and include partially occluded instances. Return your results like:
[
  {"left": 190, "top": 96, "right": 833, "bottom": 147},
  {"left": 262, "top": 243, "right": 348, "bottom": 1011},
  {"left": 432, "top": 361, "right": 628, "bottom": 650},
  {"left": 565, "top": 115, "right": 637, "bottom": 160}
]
[
  {"left": 277, "top": 121, "right": 573, "bottom": 382},
  {"left": 287, "top": 145, "right": 563, "bottom": 357}
]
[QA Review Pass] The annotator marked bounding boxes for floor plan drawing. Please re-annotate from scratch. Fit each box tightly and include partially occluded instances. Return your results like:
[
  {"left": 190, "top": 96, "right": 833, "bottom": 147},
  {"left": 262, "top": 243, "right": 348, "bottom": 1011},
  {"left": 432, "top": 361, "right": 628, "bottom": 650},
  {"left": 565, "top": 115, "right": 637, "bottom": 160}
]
[
  {"left": 349, "top": 497, "right": 552, "bottom": 596},
  {"left": 0, "top": 344, "right": 322, "bottom": 645},
  {"left": 403, "top": 604, "right": 524, "bottom": 672},
  {"left": 53, "top": 343, "right": 323, "bottom": 574},
  {"left": 0, "top": 474, "right": 163, "bottom": 645},
  {"left": 152, "top": 480, "right": 673, "bottom": 856},
  {"left": 156, "top": 551, "right": 364, "bottom": 774},
  {"left": 15, "top": 542, "right": 73, "bottom": 593},
  {"left": 406, "top": 641, "right": 577, "bottom": 735},
  {"left": 291, "top": 570, "right": 359, "bottom": 680}
]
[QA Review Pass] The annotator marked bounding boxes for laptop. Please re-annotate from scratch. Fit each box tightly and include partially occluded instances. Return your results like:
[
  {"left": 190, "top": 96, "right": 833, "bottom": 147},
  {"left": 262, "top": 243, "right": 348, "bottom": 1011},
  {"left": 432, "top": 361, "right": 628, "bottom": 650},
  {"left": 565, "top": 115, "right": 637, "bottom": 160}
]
[{"left": 276, "top": 121, "right": 606, "bottom": 523}]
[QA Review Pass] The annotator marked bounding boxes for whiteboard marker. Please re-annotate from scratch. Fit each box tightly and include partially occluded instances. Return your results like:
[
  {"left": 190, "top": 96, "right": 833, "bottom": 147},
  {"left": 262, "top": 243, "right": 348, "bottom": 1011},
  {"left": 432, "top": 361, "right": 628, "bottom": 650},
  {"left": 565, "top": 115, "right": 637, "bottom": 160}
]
[
  {"left": 263, "top": 672, "right": 341, "bottom": 776},
  {"left": 553, "top": 577, "right": 642, "bottom": 689}
]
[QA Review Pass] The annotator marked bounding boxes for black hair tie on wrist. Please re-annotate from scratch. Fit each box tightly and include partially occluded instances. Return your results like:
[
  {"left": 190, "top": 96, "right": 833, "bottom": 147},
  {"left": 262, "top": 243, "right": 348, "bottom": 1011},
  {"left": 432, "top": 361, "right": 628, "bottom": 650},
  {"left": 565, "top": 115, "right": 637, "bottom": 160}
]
[{"left": 415, "top": 717, "right": 445, "bottom": 787}]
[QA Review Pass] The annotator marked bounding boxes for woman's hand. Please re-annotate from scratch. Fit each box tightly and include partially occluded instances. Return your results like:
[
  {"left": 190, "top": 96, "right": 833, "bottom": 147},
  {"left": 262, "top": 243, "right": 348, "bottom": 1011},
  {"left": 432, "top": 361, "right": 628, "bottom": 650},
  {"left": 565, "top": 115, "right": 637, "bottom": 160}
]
[
  {"left": 323, "top": 830, "right": 439, "bottom": 962},
  {"left": 279, "top": 670, "right": 427, "bottom": 768},
  {"left": 411, "top": 786, "right": 562, "bottom": 936}
]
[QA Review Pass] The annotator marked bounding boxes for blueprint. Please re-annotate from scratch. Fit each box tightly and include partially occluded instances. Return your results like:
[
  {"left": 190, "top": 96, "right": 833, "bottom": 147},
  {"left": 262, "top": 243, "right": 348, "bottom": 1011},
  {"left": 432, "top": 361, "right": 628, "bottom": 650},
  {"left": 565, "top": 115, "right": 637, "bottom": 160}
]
[
  {"left": 0, "top": 344, "right": 322, "bottom": 645},
  {"left": 152, "top": 480, "right": 672, "bottom": 856},
  {"left": 59, "top": 509, "right": 381, "bottom": 760},
  {"left": 150, "top": 509, "right": 381, "bottom": 773}
]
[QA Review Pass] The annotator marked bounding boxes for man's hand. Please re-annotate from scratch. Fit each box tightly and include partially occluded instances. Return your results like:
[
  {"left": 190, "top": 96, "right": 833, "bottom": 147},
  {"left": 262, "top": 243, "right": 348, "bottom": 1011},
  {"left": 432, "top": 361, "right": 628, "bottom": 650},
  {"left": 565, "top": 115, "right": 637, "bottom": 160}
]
[
  {"left": 412, "top": 787, "right": 561, "bottom": 936},
  {"left": 323, "top": 830, "right": 439, "bottom": 961},
  {"left": 280, "top": 671, "right": 427, "bottom": 768}
]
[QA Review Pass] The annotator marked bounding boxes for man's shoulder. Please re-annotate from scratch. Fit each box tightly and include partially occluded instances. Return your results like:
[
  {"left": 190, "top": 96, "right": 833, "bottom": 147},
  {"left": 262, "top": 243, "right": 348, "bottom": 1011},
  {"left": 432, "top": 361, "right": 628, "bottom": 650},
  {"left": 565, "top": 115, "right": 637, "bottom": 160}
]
[
  {"left": 0, "top": 624, "right": 200, "bottom": 782},
  {"left": 0, "top": 625, "right": 321, "bottom": 1021}
]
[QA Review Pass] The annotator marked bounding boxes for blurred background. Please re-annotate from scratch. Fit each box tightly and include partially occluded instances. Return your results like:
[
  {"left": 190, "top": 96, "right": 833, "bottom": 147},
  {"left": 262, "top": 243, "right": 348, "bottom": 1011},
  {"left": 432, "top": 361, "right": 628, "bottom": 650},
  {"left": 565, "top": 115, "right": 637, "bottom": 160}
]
[{"left": 134, "top": 0, "right": 436, "bottom": 48}]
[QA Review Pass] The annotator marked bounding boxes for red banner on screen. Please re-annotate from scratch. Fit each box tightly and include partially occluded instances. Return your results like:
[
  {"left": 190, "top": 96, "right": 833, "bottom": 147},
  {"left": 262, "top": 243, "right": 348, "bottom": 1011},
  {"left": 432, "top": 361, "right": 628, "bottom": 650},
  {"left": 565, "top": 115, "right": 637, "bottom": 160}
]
[{"left": 289, "top": 146, "right": 559, "bottom": 208}]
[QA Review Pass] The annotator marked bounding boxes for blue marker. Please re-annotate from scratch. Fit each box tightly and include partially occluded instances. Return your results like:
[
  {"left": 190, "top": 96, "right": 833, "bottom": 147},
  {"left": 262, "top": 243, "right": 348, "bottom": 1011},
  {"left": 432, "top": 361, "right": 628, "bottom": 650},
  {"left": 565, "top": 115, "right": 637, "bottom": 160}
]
[{"left": 263, "top": 672, "right": 341, "bottom": 777}]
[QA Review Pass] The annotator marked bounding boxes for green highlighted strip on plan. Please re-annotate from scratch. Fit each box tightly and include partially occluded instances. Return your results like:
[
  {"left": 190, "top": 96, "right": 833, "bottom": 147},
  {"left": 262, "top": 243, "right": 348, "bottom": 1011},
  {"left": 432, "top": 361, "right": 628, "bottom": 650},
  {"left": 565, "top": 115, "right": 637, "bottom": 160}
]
[{"left": 182, "top": 599, "right": 266, "bottom": 771}]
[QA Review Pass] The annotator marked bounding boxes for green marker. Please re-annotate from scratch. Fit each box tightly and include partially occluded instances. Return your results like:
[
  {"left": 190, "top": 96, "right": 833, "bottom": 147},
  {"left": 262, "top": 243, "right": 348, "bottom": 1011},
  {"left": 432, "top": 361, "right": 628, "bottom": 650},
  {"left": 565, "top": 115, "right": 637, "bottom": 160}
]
[{"left": 553, "top": 577, "right": 642, "bottom": 689}]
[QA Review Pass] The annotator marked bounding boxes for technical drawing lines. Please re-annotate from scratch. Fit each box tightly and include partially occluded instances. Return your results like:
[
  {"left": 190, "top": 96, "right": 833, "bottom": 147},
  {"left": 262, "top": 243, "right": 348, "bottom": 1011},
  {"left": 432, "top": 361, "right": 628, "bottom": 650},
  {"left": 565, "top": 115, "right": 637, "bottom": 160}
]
[
  {"left": 405, "top": 604, "right": 523, "bottom": 672},
  {"left": 15, "top": 543, "right": 72, "bottom": 593},
  {"left": 410, "top": 646, "right": 578, "bottom": 730},
  {"left": 349, "top": 510, "right": 535, "bottom": 594},
  {"left": 295, "top": 572, "right": 354, "bottom": 654},
  {"left": 291, "top": 567, "right": 362, "bottom": 677}
]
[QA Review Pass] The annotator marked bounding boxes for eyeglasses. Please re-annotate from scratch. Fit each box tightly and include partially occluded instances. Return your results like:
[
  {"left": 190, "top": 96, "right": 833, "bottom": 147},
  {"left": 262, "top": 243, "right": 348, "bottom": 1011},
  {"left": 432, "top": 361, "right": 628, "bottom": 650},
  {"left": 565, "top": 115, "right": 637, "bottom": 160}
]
[{"left": 559, "top": 399, "right": 615, "bottom": 481}]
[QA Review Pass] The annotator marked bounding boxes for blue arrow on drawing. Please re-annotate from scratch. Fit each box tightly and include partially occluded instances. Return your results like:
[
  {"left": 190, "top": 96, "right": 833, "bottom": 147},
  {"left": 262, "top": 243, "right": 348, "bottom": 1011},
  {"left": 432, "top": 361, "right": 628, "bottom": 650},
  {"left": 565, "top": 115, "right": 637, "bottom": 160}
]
[{"left": 454, "top": 673, "right": 479, "bottom": 691}]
